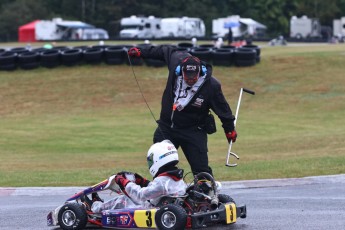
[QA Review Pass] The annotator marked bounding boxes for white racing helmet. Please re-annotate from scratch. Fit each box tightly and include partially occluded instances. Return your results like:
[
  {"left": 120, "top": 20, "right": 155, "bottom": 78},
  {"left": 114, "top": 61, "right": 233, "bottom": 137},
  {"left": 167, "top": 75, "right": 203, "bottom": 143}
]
[{"left": 147, "top": 140, "right": 179, "bottom": 177}]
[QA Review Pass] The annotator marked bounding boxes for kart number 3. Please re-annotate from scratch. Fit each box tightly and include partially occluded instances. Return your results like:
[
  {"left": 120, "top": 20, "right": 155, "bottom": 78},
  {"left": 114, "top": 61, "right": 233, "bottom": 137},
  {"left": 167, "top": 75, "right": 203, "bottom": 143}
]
[
  {"left": 146, "top": 211, "right": 152, "bottom": 227},
  {"left": 134, "top": 209, "right": 156, "bottom": 228}
]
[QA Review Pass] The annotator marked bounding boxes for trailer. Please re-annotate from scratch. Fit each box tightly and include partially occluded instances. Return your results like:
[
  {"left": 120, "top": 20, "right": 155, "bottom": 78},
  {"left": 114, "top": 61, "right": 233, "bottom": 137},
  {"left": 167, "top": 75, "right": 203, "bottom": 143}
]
[
  {"left": 212, "top": 15, "right": 266, "bottom": 40},
  {"left": 290, "top": 15, "right": 321, "bottom": 39},
  {"left": 160, "top": 17, "right": 206, "bottom": 38},
  {"left": 34, "top": 18, "right": 108, "bottom": 41},
  {"left": 119, "top": 15, "right": 162, "bottom": 39},
  {"left": 333, "top": 17, "right": 345, "bottom": 41}
]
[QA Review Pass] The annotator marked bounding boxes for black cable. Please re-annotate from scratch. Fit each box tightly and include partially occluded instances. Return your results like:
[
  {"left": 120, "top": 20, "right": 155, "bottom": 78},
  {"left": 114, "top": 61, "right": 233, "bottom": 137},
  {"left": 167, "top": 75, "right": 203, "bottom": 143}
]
[
  {"left": 125, "top": 49, "right": 158, "bottom": 122},
  {"left": 125, "top": 48, "right": 166, "bottom": 140}
]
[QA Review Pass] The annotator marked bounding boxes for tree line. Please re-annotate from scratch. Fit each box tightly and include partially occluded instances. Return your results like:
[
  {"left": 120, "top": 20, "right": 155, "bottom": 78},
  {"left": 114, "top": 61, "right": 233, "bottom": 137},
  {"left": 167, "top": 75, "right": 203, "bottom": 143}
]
[{"left": 0, "top": 0, "right": 344, "bottom": 41}]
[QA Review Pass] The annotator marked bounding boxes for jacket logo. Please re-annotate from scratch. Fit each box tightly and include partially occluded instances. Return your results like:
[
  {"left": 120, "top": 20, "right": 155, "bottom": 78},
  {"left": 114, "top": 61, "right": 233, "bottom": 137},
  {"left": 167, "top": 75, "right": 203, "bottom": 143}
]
[{"left": 192, "top": 98, "right": 204, "bottom": 107}]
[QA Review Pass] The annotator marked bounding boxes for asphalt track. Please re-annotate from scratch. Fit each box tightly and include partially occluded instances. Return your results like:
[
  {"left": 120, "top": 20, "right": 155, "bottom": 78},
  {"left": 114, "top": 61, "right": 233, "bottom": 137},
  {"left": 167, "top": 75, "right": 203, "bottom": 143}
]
[{"left": 1, "top": 174, "right": 345, "bottom": 230}]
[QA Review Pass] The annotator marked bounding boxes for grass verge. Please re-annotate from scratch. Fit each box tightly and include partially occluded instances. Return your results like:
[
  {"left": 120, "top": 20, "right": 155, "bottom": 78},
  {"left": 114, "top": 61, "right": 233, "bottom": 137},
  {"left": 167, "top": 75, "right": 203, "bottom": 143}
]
[{"left": 0, "top": 42, "right": 344, "bottom": 186}]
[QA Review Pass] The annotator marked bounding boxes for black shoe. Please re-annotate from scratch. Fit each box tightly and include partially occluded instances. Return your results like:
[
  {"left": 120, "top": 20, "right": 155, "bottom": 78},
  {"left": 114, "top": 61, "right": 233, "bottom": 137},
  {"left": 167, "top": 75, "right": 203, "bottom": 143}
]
[
  {"left": 80, "top": 194, "right": 93, "bottom": 211},
  {"left": 92, "top": 192, "right": 104, "bottom": 203}
]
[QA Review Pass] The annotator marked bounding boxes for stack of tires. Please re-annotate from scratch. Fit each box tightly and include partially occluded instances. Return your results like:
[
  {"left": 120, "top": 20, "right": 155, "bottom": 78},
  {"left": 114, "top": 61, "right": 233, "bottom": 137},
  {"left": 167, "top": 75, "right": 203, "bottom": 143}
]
[
  {"left": 212, "top": 46, "right": 236, "bottom": 66},
  {"left": 104, "top": 46, "right": 126, "bottom": 65},
  {"left": 177, "top": 42, "right": 194, "bottom": 52},
  {"left": 60, "top": 48, "right": 82, "bottom": 66},
  {"left": 17, "top": 51, "right": 40, "bottom": 70},
  {"left": 190, "top": 47, "right": 212, "bottom": 63},
  {"left": 0, "top": 51, "right": 17, "bottom": 71},
  {"left": 83, "top": 47, "right": 104, "bottom": 64},
  {"left": 233, "top": 45, "right": 260, "bottom": 67},
  {"left": 242, "top": 45, "right": 261, "bottom": 63},
  {"left": 40, "top": 49, "right": 60, "bottom": 68}
]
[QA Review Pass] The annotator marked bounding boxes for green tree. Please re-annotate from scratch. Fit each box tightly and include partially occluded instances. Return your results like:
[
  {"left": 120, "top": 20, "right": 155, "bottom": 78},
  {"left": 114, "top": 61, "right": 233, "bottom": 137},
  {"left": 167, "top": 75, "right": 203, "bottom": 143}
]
[
  {"left": 296, "top": 0, "right": 340, "bottom": 26},
  {"left": 1, "top": 0, "right": 345, "bottom": 41},
  {"left": 0, "top": 0, "right": 50, "bottom": 41}
]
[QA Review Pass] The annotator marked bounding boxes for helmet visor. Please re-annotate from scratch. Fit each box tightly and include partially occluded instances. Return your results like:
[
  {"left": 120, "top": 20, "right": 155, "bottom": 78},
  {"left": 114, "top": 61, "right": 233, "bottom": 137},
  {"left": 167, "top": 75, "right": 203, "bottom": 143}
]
[{"left": 147, "top": 153, "right": 154, "bottom": 169}]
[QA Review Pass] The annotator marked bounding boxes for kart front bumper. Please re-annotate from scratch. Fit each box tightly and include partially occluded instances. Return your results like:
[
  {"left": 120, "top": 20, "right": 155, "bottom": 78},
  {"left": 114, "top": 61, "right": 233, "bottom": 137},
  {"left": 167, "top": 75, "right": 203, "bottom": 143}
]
[{"left": 190, "top": 203, "right": 246, "bottom": 229}]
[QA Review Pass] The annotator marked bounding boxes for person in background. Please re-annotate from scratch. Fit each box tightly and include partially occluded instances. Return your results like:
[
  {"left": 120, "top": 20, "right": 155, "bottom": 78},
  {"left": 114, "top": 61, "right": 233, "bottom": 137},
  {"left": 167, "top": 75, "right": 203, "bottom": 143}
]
[{"left": 227, "top": 28, "right": 233, "bottom": 45}]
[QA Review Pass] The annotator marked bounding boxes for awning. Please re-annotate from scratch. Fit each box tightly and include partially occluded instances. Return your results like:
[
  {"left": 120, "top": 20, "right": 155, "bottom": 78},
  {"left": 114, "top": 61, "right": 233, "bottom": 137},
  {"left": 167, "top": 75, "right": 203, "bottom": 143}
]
[
  {"left": 56, "top": 21, "right": 95, "bottom": 29},
  {"left": 239, "top": 18, "right": 267, "bottom": 29}
]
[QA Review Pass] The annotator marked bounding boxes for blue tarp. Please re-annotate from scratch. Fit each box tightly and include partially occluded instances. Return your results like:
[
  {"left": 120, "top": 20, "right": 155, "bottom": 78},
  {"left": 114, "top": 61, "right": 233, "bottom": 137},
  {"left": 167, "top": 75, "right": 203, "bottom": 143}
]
[{"left": 223, "top": 21, "right": 240, "bottom": 28}]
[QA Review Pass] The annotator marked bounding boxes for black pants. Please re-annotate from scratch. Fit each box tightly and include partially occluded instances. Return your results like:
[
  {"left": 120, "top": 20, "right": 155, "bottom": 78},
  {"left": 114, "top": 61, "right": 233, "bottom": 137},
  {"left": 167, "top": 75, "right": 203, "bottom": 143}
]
[{"left": 153, "top": 125, "right": 213, "bottom": 176}]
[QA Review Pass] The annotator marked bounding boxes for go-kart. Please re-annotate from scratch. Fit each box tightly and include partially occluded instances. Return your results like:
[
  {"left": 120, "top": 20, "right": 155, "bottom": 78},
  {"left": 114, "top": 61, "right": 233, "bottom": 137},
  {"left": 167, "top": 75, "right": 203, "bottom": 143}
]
[{"left": 47, "top": 172, "right": 246, "bottom": 229}]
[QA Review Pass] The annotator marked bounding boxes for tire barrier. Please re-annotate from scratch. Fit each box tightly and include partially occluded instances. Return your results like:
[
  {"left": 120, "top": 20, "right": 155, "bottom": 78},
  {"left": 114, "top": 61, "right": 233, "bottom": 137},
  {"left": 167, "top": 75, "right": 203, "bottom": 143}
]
[
  {"left": 190, "top": 47, "right": 212, "bottom": 63},
  {"left": 0, "top": 44, "right": 261, "bottom": 71},
  {"left": 32, "top": 47, "right": 49, "bottom": 54},
  {"left": 241, "top": 45, "right": 261, "bottom": 63},
  {"left": 10, "top": 47, "right": 29, "bottom": 55},
  {"left": 40, "top": 49, "right": 60, "bottom": 68},
  {"left": 234, "top": 48, "right": 257, "bottom": 67},
  {"left": 0, "top": 51, "right": 17, "bottom": 71},
  {"left": 73, "top": 46, "right": 89, "bottom": 52},
  {"left": 18, "top": 51, "right": 40, "bottom": 70},
  {"left": 177, "top": 42, "right": 194, "bottom": 52},
  {"left": 83, "top": 47, "right": 104, "bottom": 64},
  {"left": 52, "top": 46, "right": 70, "bottom": 53},
  {"left": 127, "top": 56, "right": 144, "bottom": 66},
  {"left": 104, "top": 46, "right": 126, "bottom": 65},
  {"left": 212, "top": 48, "right": 234, "bottom": 66},
  {"left": 198, "top": 44, "right": 216, "bottom": 50},
  {"left": 61, "top": 49, "right": 83, "bottom": 66},
  {"left": 220, "top": 45, "right": 237, "bottom": 50}
]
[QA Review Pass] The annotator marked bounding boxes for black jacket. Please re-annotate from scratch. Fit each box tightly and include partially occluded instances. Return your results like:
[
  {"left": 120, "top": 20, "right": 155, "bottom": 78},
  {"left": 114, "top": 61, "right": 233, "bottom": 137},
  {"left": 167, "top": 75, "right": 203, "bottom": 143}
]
[{"left": 140, "top": 45, "right": 235, "bottom": 133}]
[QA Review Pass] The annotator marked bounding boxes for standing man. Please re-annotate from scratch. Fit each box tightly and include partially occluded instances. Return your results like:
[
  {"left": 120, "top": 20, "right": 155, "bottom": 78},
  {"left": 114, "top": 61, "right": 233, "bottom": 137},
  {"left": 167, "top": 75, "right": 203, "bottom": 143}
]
[
  {"left": 128, "top": 45, "right": 237, "bottom": 176},
  {"left": 227, "top": 28, "right": 233, "bottom": 45}
]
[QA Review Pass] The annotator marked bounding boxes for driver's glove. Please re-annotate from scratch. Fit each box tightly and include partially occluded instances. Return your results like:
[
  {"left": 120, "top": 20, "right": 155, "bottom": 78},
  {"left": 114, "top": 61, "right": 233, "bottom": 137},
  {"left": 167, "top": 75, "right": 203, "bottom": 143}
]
[{"left": 134, "top": 173, "right": 150, "bottom": 187}]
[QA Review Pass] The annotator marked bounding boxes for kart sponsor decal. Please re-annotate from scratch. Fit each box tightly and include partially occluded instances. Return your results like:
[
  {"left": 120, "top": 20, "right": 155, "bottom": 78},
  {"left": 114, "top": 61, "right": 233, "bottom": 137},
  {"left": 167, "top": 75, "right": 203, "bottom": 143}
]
[
  {"left": 120, "top": 215, "right": 129, "bottom": 224},
  {"left": 159, "top": 150, "right": 177, "bottom": 159},
  {"left": 104, "top": 212, "right": 133, "bottom": 227},
  {"left": 134, "top": 209, "right": 157, "bottom": 228},
  {"left": 117, "top": 212, "right": 133, "bottom": 227},
  {"left": 225, "top": 203, "right": 237, "bottom": 224}
]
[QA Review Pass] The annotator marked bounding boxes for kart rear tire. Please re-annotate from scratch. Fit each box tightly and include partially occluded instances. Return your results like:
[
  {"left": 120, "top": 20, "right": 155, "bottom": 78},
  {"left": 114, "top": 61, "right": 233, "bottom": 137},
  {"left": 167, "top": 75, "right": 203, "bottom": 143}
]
[
  {"left": 155, "top": 204, "right": 187, "bottom": 230},
  {"left": 218, "top": 193, "right": 235, "bottom": 204},
  {"left": 58, "top": 203, "right": 87, "bottom": 230}
]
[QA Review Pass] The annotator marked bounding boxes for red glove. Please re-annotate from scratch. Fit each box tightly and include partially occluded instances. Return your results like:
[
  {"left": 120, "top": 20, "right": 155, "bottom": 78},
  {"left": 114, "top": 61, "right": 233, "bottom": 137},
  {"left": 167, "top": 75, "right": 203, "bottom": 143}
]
[
  {"left": 134, "top": 173, "right": 150, "bottom": 187},
  {"left": 225, "top": 130, "right": 237, "bottom": 143},
  {"left": 115, "top": 174, "right": 130, "bottom": 191},
  {"left": 128, "top": 47, "right": 141, "bottom": 57}
]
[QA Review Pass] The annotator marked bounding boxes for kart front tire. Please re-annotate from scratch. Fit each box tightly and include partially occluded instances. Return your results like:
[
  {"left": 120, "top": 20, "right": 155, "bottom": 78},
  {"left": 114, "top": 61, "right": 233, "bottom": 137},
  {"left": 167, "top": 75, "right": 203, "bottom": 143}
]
[
  {"left": 58, "top": 203, "right": 87, "bottom": 230},
  {"left": 155, "top": 204, "right": 187, "bottom": 230},
  {"left": 218, "top": 193, "right": 235, "bottom": 204}
]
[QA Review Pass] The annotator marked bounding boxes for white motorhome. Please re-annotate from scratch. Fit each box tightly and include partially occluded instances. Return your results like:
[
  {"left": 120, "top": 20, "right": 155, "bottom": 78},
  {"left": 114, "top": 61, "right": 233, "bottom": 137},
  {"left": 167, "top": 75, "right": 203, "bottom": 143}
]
[
  {"left": 160, "top": 17, "right": 206, "bottom": 38},
  {"left": 35, "top": 18, "right": 109, "bottom": 40},
  {"left": 119, "top": 15, "right": 162, "bottom": 39},
  {"left": 212, "top": 15, "right": 266, "bottom": 39},
  {"left": 333, "top": 17, "right": 345, "bottom": 40},
  {"left": 290, "top": 16, "right": 321, "bottom": 39}
]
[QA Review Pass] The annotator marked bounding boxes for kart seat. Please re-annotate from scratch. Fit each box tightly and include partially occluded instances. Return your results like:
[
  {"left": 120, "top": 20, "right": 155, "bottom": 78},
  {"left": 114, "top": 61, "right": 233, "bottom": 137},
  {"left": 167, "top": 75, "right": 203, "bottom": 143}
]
[{"left": 155, "top": 194, "right": 188, "bottom": 207}]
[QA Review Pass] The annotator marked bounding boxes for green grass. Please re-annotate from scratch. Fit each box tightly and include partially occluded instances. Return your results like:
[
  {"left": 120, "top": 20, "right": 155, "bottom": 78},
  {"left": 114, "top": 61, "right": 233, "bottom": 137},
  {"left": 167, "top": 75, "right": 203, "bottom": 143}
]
[{"left": 1, "top": 42, "right": 345, "bottom": 186}]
